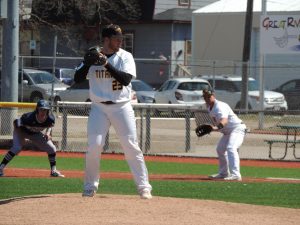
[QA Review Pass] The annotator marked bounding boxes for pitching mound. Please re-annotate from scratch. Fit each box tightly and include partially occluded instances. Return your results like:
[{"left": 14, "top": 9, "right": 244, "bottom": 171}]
[{"left": 1, "top": 194, "right": 299, "bottom": 225}]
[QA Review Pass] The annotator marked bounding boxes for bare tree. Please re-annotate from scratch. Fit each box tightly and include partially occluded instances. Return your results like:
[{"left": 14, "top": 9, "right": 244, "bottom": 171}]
[
  {"left": 19, "top": 0, "right": 142, "bottom": 56},
  {"left": 31, "top": 0, "right": 141, "bottom": 25}
]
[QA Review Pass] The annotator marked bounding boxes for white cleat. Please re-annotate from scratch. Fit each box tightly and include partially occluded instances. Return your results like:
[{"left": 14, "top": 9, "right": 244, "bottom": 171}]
[
  {"left": 224, "top": 175, "right": 242, "bottom": 181},
  {"left": 50, "top": 170, "right": 65, "bottom": 178},
  {"left": 140, "top": 189, "right": 152, "bottom": 199}
]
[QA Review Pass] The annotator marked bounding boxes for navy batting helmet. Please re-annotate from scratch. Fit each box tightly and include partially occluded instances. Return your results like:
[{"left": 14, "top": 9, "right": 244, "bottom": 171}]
[{"left": 36, "top": 100, "right": 51, "bottom": 110}]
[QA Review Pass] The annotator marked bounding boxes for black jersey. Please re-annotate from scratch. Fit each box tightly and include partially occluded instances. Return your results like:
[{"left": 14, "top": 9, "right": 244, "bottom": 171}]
[{"left": 17, "top": 111, "right": 55, "bottom": 134}]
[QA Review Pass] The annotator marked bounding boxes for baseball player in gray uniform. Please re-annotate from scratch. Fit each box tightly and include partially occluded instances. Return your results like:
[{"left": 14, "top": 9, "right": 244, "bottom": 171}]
[
  {"left": 0, "top": 100, "right": 64, "bottom": 177},
  {"left": 74, "top": 24, "right": 152, "bottom": 199},
  {"left": 202, "top": 89, "right": 246, "bottom": 181}
]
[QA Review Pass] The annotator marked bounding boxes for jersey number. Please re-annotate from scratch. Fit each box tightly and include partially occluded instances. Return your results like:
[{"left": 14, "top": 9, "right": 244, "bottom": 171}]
[{"left": 112, "top": 80, "right": 122, "bottom": 90}]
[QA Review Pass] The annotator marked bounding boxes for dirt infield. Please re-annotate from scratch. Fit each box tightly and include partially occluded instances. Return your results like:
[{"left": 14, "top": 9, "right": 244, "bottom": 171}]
[
  {"left": 1, "top": 194, "right": 299, "bottom": 225},
  {"left": 1, "top": 150, "right": 300, "bottom": 225}
]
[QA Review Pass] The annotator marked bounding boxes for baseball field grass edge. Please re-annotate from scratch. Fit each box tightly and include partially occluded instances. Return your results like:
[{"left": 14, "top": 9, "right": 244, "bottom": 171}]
[
  {"left": 2, "top": 155, "right": 300, "bottom": 179},
  {"left": 0, "top": 178, "right": 300, "bottom": 208}
]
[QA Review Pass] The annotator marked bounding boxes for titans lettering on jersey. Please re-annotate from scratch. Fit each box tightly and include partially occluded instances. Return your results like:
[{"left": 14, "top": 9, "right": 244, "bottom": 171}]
[
  {"left": 18, "top": 112, "right": 55, "bottom": 134},
  {"left": 95, "top": 70, "right": 112, "bottom": 79}
]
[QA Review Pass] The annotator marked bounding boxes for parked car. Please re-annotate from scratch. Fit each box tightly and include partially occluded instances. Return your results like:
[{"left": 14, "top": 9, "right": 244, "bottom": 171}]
[
  {"left": 18, "top": 68, "right": 68, "bottom": 102},
  {"left": 154, "top": 77, "right": 211, "bottom": 107},
  {"left": 272, "top": 79, "right": 300, "bottom": 110},
  {"left": 40, "top": 67, "right": 76, "bottom": 85},
  {"left": 131, "top": 79, "right": 156, "bottom": 103},
  {"left": 54, "top": 79, "right": 138, "bottom": 104},
  {"left": 201, "top": 75, "right": 288, "bottom": 110}
]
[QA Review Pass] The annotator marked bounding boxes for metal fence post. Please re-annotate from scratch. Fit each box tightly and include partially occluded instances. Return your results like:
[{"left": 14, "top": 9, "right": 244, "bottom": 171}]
[
  {"left": 139, "top": 108, "right": 144, "bottom": 151},
  {"left": 61, "top": 106, "right": 67, "bottom": 151},
  {"left": 145, "top": 107, "right": 151, "bottom": 153},
  {"left": 185, "top": 108, "right": 191, "bottom": 152},
  {"left": 104, "top": 132, "right": 109, "bottom": 152}
]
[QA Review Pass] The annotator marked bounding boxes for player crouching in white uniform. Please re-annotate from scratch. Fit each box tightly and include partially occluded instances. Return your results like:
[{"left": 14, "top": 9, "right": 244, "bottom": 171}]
[
  {"left": 74, "top": 24, "right": 152, "bottom": 199},
  {"left": 202, "top": 89, "right": 247, "bottom": 181}
]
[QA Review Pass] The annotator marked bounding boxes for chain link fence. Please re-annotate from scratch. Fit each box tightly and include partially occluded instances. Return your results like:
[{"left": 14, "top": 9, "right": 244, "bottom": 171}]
[
  {"left": 16, "top": 55, "right": 300, "bottom": 90},
  {"left": 0, "top": 102, "right": 299, "bottom": 161}
]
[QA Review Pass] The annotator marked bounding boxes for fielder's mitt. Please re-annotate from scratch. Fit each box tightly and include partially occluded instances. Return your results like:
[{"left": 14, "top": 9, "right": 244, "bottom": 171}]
[
  {"left": 84, "top": 46, "right": 107, "bottom": 66},
  {"left": 195, "top": 124, "right": 213, "bottom": 137}
]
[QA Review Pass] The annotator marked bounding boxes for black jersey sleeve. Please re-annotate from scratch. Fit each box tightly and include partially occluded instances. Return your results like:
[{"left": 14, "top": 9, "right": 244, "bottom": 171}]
[
  {"left": 105, "top": 62, "right": 133, "bottom": 86},
  {"left": 74, "top": 62, "right": 90, "bottom": 83}
]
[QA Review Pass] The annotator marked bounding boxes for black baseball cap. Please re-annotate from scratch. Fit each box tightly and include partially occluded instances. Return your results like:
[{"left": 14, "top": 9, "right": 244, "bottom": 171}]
[{"left": 102, "top": 24, "right": 123, "bottom": 38}]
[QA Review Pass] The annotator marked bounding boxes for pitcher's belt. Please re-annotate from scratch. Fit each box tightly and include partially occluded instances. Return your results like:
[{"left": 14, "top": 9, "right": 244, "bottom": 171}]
[{"left": 100, "top": 101, "right": 115, "bottom": 105}]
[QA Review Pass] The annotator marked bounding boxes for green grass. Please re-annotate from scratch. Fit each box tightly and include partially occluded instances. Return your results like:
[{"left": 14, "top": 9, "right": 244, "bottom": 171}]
[
  {"left": 5, "top": 155, "right": 300, "bottom": 179},
  {"left": 1, "top": 155, "right": 300, "bottom": 208}
]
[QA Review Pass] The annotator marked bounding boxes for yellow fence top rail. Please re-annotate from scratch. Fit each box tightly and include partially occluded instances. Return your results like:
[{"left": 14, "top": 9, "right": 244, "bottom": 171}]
[{"left": 0, "top": 102, "right": 37, "bottom": 108}]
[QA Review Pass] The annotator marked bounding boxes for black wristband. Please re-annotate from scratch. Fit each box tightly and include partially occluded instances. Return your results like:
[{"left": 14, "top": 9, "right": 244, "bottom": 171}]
[{"left": 217, "top": 123, "right": 224, "bottom": 130}]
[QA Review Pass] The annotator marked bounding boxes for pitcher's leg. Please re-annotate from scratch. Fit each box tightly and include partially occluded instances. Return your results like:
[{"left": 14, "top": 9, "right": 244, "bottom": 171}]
[
  {"left": 84, "top": 134, "right": 107, "bottom": 191},
  {"left": 119, "top": 134, "right": 152, "bottom": 192},
  {"left": 84, "top": 104, "right": 110, "bottom": 192},
  {"left": 110, "top": 102, "right": 152, "bottom": 193}
]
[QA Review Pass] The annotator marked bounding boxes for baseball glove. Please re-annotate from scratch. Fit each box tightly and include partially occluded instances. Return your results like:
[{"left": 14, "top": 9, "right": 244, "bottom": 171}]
[
  {"left": 195, "top": 124, "right": 213, "bottom": 137},
  {"left": 84, "top": 47, "right": 107, "bottom": 66}
]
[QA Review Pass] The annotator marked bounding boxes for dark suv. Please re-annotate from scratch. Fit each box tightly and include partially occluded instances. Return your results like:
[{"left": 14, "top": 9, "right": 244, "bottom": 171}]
[{"left": 273, "top": 79, "right": 300, "bottom": 110}]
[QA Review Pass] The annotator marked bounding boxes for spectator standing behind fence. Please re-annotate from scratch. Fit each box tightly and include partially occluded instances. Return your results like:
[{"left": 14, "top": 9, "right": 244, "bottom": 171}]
[
  {"left": 74, "top": 24, "right": 152, "bottom": 199},
  {"left": 0, "top": 100, "right": 64, "bottom": 177},
  {"left": 202, "top": 89, "right": 247, "bottom": 181}
]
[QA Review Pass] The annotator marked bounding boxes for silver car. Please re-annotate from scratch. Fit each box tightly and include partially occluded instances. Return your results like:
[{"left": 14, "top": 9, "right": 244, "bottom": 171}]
[
  {"left": 19, "top": 68, "right": 68, "bottom": 102},
  {"left": 54, "top": 80, "right": 91, "bottom": 103},
  {"left": 131, "top": 79, "right": 156, "bottom": 103},
  {"left": 154, "top": 77, "right": 211, "bottom": 107}
]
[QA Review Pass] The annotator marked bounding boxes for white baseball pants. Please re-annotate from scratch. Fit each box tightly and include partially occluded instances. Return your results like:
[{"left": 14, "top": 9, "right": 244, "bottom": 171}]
[
  {"left": 216, "top": 124, "right": 246, "bottom": 177},
  {"left": 83, "top": 101, "right": 152, "bottom": 193}
]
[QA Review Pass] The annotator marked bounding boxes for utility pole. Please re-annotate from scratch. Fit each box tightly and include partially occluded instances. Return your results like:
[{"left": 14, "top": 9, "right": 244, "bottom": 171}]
[
  {"left": 1, "top": 0, "right": 19, "bottom": 134},
  {"left": 240, "top": 0, "right": 254, "bottom": 110},
  {"left": 258, "top": 0, "right": 267, "bottom": 129}
]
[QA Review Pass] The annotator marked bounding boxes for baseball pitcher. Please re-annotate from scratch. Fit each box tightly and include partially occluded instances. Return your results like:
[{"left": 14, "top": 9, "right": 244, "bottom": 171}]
[{"left": 74, "top": 24, "right": 152, "bottom": 199}]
